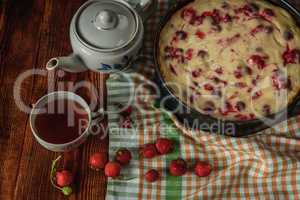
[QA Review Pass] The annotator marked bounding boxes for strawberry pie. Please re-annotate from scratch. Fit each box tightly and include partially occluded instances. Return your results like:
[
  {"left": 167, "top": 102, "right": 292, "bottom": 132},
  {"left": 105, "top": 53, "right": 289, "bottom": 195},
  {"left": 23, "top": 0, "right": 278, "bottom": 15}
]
[{"left": 158, "top": 0, "right": 300, "bottom": 121}]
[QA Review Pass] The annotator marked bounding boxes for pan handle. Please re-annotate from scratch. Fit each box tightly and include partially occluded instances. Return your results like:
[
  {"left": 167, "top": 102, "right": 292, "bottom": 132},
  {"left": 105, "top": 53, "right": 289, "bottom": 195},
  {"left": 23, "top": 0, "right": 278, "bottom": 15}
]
[{"left": 126, "top": 0, "right": 158, "bottom": 22}]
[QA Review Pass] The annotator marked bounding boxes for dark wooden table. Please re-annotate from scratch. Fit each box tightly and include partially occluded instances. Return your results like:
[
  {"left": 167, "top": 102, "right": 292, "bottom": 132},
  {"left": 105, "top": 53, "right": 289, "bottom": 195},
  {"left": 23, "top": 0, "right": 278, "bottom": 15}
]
[
  {"left": 0, "top": 0, "right": 109, "bottom": 199},
  {"left": 1, "top": 0, "right": 300, "bottom": 199}
]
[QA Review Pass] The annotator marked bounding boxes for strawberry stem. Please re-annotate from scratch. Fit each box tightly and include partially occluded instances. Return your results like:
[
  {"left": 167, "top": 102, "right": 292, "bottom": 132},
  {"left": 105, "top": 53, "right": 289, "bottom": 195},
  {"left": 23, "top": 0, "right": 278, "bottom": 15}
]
[
  {"left": 50, "top": 155, "right": 62, "bottom": 190},
  {"left": 50, "top": 155, "right": 72, "bottom": 196}
]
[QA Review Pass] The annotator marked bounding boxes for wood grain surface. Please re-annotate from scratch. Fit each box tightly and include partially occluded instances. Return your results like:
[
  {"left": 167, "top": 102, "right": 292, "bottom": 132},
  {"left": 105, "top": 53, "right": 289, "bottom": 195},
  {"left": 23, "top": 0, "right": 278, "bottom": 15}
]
[{"left": 0, "top": 0, "right": 299, "bottom": 199}]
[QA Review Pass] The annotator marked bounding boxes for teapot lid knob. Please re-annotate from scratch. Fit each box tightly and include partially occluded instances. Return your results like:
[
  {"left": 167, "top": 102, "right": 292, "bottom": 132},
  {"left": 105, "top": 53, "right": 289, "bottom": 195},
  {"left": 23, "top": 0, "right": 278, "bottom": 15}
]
[{"left": 94, "top": 10, "right": 118, "bottom": 30}]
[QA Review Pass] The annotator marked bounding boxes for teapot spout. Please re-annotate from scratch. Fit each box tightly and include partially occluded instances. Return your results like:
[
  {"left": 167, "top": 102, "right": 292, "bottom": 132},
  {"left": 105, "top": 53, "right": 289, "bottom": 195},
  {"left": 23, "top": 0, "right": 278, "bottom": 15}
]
[{"left": 46, "top": 54, "right": 87, "bottom": 73}]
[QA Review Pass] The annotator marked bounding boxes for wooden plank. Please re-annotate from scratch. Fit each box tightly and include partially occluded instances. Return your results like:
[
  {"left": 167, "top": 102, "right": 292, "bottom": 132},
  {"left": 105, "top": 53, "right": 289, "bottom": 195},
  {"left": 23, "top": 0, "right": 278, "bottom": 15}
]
[
  {"left": 0, "top": 0, "right": 46, "bottom": 199},
  {"left": 7, "top": 0, "right": 108, "bottom": 199},
  {"left": 10, "top": 0, "right": 88, "bottom": 199}
]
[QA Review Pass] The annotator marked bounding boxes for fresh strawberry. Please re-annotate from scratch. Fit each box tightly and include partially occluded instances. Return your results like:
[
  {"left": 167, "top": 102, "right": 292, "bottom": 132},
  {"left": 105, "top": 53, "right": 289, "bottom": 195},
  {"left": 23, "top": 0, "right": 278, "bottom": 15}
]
[
  {"left": 89, "top": 152, "right": 108, "bottom": 170},
  {"left": 169, "top": 158, "right": 188, "bottom": 176},
  {"left": 140, "top": 143, "right": 158, "bottom": 159},
  {"left": 155, "top": 138, "right": 174, "bottom": 155},
  {"left": 194, "top": 161, "right": 212, "bottom": 177},
  {"left": 115, "top": 148, "right": 132, "bottom": 165},
  {"left": 56, "top": 170, "right": 73, "bottom": 187},
  {"left": 145, "top": 169, "right": 160, "bottom": 183},
  {"left": 104, "top": 162, "right": 121, "bottom": 178}
]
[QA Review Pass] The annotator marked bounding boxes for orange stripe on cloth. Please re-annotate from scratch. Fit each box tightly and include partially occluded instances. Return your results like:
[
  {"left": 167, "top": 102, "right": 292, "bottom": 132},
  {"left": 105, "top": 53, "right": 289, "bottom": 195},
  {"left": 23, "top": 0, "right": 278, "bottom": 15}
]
[
  {"left": 182, "top": 136, "right": 192, "bottom": 199},
  {"left": 137, "top": 90, "right": 145, "bottom": 200},
  {"left": 217, "top": 138, "right": 231, "bottom": 199},
  {"left": 154, "top": 111, "right": 162, "bottom": 200},
  {"left": 291, "top": 158, "right": 299, "bottom": 198},
  {"left": 145, "top": 106, "right": 153, "bottom": 200},
  {"left": 270, "top": 137, "right": 280, "bottom": 198},
  {"left": 227, "top": 138, "right": 241, "bottom": 199}
]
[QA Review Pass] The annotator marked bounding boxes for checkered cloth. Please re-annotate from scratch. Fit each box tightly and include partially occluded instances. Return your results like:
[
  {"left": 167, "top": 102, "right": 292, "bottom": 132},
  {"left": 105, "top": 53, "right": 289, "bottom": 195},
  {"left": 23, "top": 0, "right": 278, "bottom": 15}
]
[{"left": 106, "top": 0, "right": 300, "bottom": 199}]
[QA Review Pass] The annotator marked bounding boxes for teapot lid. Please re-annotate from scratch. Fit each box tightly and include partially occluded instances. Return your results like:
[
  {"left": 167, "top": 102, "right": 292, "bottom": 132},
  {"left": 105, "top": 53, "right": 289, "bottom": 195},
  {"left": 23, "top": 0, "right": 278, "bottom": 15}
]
[{"left": 73, "top": 0, "right": 138, "bottom": 51}]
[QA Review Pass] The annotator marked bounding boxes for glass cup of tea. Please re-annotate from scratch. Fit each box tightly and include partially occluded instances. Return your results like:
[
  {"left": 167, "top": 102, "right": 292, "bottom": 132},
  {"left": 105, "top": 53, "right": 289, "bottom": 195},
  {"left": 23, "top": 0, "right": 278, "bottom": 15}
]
[{"left": 30, "top": 91, "right": 103, "bottom": 152}]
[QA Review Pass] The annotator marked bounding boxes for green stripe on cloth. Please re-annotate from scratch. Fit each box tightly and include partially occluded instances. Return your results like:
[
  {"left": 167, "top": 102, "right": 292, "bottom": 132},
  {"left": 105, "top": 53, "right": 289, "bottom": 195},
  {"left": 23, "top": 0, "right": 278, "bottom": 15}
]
[{"left": 165, "top": 121, "right": 182, "bottom": 200}]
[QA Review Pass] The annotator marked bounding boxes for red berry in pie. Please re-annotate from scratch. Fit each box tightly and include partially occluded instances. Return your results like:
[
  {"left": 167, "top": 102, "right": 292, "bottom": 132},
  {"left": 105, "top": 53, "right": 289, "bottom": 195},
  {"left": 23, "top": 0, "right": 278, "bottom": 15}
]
[
  {"left": 197, "top": 50, "right": 208, "bottom": 58},
  {"left": 283, "top": 30, "right": 294, "bottom": 41},
  {"left": 240, "top": 3, "right": 259, "bottom": 17},
  {"left": 235, "top": 101, "right": 246, "bottom": 111},
  {"left": 282, "top": 46, "right": 300, "bottom": 65},
  {"left": 185, "top": 48, "right": 194, "bottom": 60},
  {"left": 262, "top": 8, "right": 275, "bottom": 18},
  {"left": 203, "top": 101, "right": 216, "bottom": 112},
  {"left": 262, "top": 104, "right": 271, "bottom": 116},
  {"left": 252, "top": 91, "right": 263, "bottom": 100},
  {"left": 196, "top": 31, "right": 205, "bottom": 39},
  {"left": 215, "top": 67, "right": 223, "bottom": 74},
  {"left": 248, "top": 55, "right": 267, "bottom": 69},
  {"left": 181, "top": 7, "right": 196, "bottom": 24},
  {"left": 194, "top": 15, "right": 204, "bottom": 25},
  {"left": 235, "top": 82, "right": 247, "bottom": 88},
  {"left": 204, "top": 84, "right": 214, "bottom": 91},
  {"left": 192, "top": 69, "right": 201, "bottom": 78},
  {"left": 223, "top": 14, "right": 232, "bottom": 23},
  {"left": 175, "top": 30, "right": 188, "bottom": 40},
  {"left": 234, "top": 67, "right": 243, "bottom": 79}
]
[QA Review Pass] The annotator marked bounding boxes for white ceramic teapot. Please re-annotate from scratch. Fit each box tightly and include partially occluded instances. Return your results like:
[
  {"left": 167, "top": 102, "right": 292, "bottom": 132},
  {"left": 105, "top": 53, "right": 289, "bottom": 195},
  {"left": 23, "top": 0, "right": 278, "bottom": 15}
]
[{"left": 46, "top": 0, "right": 156, "bottom": 73}]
